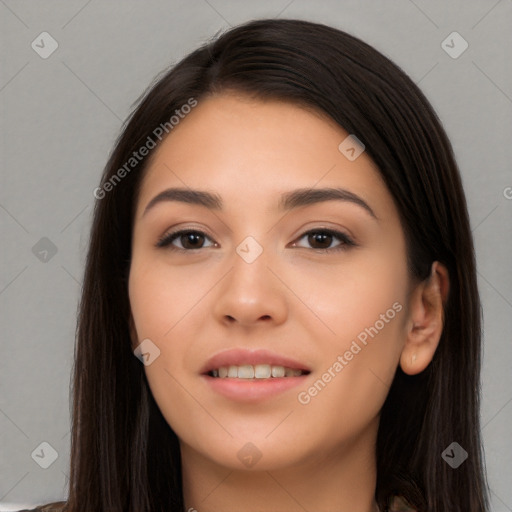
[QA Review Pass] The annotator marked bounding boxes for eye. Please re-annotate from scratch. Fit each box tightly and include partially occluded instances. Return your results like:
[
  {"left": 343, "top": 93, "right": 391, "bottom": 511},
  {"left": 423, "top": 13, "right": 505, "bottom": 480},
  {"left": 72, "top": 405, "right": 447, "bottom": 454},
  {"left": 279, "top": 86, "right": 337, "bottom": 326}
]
[
  {"left": 156, "top": 228, "right": 356, "bottom": 252},
  {"left": 291, "top": 228, "right": 356, "bottom": 252},
  {"left": 156, "top": 229, "right": 217, "bottom": 250}
]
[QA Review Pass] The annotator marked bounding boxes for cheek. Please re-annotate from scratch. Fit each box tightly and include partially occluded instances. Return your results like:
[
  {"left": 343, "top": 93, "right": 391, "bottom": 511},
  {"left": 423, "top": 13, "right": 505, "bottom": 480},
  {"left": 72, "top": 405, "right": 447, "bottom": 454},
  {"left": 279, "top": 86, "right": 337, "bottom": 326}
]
[
  {"left": 128, "top": 258, "right": 188, "bottom": 387},
  {"left": 300, "top": 248, "right": 408, "bottom": 344},
  {"left": 128, "top": 254, "right": 216, "bottom": 383},
  {"left": 293, "top": 273, "right": 406, "bottom": 444},
  {"left": 128, "top": 260, "right": 204, "bottom": 435},
  {"left": 129, "top": 255, "right": 206, "bottom": 340},
  {"left": 296, "top": 244, "right": 408, "bottom": 407},
  {"left": 128, "top": 266, "right": 165, "bottom": 351}
]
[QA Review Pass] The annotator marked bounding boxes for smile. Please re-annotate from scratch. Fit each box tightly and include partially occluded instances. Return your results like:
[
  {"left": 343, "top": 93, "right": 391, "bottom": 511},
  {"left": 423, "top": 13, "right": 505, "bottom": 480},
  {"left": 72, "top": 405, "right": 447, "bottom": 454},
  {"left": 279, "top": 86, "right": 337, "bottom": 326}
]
[{"left": 208, "top": 364, "right": 309, "bottom": 379}]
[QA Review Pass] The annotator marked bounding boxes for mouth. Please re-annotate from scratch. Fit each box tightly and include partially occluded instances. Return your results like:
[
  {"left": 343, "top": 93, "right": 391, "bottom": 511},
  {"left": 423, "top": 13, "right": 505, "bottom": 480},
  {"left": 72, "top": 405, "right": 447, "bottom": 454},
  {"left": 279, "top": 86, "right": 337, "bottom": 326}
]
[
  {"left": 200, "top": 348, "right": 311, "bottom": 378},
  {"left": 200, "top": 348, "right": 311, "bottom": 401},
  {"left": 206, "top": 364, "right": 310, "bottom": 379}
]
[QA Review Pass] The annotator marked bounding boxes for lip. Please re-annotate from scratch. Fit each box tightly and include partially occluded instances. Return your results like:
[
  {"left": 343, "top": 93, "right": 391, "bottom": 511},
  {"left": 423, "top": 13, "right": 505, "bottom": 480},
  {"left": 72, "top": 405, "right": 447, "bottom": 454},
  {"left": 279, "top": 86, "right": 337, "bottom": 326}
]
[
  {"left": 200, "top": 348, "right": 312, "bottom": 403},
  {"left": 202, "top": 373, "right": 309, "bottom": 402},
  {"left": 200, "top": 348, "right": 311, "bottom": 375}
]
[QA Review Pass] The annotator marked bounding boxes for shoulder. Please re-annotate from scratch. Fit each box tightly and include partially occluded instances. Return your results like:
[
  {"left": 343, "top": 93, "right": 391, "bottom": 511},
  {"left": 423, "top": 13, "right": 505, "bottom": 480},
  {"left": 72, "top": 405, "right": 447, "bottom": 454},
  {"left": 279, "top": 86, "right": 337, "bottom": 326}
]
[{"left": 15, "top": 501, "right": 67, "bottom": 512}]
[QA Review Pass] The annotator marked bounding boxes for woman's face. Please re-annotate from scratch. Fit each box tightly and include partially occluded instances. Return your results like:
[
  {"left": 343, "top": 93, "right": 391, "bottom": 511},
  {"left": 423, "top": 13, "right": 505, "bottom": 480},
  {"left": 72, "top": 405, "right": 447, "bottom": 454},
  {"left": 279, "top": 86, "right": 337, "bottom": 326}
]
[{"left": 128, "top": 92, "right": 412, "bottom": 471}]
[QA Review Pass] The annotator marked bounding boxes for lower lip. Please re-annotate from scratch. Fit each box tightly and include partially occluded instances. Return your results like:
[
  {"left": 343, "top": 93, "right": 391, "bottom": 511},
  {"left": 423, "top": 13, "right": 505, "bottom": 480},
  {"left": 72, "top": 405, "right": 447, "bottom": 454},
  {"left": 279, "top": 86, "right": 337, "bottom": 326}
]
[{"left": 202, "top": 374, "right": 309, "bottom": 402}]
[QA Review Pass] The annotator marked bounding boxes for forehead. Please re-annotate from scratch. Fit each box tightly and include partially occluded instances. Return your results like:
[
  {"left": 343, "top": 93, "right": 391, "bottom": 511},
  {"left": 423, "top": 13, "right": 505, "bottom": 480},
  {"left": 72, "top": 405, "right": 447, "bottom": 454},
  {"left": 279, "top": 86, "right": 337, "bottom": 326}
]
[{"left": 135, "top": 92, "right": 391, "bottom": 216}]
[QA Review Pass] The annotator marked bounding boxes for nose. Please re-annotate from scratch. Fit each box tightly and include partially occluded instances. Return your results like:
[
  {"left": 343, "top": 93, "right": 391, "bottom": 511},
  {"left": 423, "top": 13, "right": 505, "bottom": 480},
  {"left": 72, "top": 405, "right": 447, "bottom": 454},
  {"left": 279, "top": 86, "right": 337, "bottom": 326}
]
[{"left": 212, "top": 243, "right": 288, "bottom": 328}]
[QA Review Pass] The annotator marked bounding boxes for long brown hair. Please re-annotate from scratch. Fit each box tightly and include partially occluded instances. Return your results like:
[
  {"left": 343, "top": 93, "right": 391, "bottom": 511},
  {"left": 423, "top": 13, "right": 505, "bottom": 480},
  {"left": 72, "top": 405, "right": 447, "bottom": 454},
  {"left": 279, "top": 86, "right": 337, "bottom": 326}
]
[{"left": 66, "top": 18, "right": 488, "bottom": 511}]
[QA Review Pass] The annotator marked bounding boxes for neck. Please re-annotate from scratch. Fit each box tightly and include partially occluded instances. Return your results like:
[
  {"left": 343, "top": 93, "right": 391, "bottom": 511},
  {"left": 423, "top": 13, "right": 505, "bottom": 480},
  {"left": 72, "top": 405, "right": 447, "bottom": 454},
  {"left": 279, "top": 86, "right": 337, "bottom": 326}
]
[{"left": 181, "top": 427, "right": 379, "bottom": 512}]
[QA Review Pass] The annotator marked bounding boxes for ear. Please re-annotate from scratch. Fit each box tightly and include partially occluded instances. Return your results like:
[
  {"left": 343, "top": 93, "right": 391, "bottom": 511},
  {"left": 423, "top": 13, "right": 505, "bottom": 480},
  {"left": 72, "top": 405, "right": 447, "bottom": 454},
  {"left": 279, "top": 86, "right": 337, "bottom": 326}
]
[{"left": 400, "top": 261, "right": 450, "bottom": 375}]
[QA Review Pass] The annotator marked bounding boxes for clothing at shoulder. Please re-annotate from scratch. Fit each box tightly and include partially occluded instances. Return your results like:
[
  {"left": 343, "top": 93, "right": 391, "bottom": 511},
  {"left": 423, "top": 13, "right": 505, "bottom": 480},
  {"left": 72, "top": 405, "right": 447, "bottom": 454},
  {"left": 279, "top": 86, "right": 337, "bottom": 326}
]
[{"left": 16, "top": 501, "right": 67, "bottom": 512}]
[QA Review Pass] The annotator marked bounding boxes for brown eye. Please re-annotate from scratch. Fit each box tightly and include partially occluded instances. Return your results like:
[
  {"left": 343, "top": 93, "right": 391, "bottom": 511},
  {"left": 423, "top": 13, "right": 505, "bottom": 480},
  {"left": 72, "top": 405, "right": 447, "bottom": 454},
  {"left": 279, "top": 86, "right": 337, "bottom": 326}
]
[
  {"left": 293, "top": 229, "right": 355, "bottom": 252},
  {"left": 156, "top": 228, "right": 355, "bottom": 253},
  {"left": 156, "top": 230, "right": 216, "bottom": 250},
  {"left": 308, "top": 231, "right": 334, "bottom": 249}
]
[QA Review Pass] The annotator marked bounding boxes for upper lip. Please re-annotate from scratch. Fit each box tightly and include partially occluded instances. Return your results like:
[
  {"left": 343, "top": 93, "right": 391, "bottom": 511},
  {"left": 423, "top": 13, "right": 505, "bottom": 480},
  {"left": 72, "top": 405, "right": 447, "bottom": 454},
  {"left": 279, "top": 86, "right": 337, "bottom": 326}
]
[{"left": 200, "top": 348, "right": 311, "bottom": 374}]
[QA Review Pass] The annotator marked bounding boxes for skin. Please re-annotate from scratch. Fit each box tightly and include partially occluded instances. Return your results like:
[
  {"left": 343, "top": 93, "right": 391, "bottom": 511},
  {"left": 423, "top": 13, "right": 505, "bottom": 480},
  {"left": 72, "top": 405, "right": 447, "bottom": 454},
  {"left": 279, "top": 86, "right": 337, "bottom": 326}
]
[{"left": 128, "top": 92, "right": 449, "bottom": 512}]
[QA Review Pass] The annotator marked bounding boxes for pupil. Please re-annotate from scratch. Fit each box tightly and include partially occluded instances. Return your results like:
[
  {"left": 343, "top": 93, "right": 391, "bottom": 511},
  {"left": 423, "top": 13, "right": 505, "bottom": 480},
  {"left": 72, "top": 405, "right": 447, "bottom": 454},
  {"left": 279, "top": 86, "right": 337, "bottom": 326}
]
[
  {"left": 309, "top": 232, "right": 331, "bottom": 248},
  {"left": 184, "top": 232, "right": 203, "bottom": 248}
]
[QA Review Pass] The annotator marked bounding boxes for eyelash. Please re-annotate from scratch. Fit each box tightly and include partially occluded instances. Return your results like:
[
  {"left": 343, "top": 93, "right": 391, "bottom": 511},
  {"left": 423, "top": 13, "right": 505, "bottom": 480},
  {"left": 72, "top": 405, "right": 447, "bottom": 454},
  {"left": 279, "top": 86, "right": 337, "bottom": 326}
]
[{"left": 155, "top": 228, "right": 356, "bottom": 253}]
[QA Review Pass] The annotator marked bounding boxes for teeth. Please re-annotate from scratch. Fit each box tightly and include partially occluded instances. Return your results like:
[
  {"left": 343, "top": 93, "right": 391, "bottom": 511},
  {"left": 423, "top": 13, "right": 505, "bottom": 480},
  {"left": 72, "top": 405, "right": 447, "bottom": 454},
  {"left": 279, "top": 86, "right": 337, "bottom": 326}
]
[
  {"left": 271, "top": 365, "right": 285, "bottom": 378},
  {"left": 254, "top": 364, "right": 271, "bottom": 378},
  {"left": 209, "top": 364, "right": 305, "bottom": 379},
  {"left": 237, "top": 365, "right": 254, "bottom": 378}
]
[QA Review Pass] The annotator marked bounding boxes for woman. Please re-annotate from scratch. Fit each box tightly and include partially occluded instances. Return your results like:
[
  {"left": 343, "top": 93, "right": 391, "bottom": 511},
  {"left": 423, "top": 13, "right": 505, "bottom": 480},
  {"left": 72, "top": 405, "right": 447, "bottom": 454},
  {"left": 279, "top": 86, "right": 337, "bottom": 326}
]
[{"left": 22, "top": 18, "right": 488, "bottom": 512}]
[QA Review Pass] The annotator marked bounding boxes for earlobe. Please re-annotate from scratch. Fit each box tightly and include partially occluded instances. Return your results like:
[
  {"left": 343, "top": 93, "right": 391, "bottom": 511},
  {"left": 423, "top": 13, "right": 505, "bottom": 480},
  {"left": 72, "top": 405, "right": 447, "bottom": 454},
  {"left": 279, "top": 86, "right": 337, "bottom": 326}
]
[{"left": 400, "top": 261, "right": 449, "bottom": 375}]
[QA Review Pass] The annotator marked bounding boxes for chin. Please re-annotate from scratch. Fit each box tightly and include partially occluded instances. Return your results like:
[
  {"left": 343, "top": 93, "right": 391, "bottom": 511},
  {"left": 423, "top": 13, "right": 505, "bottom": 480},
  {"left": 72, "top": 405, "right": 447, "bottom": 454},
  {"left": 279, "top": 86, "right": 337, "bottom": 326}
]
[{"left": 181, "top": 432, "right": 315, "bottom": 472}]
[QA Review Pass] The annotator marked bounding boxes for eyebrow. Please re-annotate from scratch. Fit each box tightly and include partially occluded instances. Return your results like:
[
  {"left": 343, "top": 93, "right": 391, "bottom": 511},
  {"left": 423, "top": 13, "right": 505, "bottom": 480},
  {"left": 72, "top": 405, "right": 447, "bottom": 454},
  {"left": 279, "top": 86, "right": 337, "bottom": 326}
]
[{"left": 142, "top": 186, "right": 377, "bottom": 219}]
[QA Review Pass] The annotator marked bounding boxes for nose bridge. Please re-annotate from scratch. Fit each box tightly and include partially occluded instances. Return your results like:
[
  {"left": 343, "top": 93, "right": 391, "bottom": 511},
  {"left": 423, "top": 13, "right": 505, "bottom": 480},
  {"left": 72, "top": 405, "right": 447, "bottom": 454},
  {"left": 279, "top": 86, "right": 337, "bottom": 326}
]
[
  {"left": 213, "top": 234, "right": 287, "bottom": 325},
  {"left": 235, "top": 234, "right": 267, "bottom": 266},
  {"left": 229, "top": 234, "right": 273, "bottom": 301}
]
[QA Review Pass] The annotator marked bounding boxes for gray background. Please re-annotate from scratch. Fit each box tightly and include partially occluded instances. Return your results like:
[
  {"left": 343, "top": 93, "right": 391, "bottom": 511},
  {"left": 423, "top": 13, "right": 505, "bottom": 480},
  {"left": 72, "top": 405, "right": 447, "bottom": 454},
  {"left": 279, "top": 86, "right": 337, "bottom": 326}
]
[{"left": 0, "top": 0, "right": 511, "bottom": 510}]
